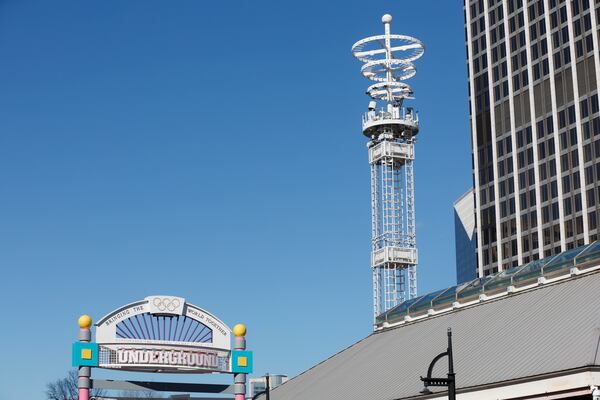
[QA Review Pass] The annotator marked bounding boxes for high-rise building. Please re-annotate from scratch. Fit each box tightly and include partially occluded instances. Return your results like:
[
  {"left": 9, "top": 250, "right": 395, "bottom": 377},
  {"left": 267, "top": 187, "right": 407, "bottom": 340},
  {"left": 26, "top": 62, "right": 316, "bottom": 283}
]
[
  {"left": 465, "top": 0, "right": 600, "bottom": 277},
  {"left": 248, "top": 375, "right": 288, "bottom": 399},
  {"left": 454, "top": 189, "right": 478, "bottom": 283}
]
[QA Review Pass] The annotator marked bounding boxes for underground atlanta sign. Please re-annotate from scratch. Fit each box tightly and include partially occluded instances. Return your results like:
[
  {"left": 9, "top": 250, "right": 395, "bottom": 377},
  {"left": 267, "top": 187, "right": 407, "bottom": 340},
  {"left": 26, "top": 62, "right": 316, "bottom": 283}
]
[{"left": 72, "top": 295, "right": 252, "bottom": 375}]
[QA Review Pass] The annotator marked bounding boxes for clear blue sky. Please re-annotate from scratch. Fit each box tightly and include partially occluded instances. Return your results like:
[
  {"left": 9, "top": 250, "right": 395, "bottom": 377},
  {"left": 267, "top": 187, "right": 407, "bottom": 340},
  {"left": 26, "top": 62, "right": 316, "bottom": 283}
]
[{"left": 0, "top": 1, "right": 470, "bottom": 398}]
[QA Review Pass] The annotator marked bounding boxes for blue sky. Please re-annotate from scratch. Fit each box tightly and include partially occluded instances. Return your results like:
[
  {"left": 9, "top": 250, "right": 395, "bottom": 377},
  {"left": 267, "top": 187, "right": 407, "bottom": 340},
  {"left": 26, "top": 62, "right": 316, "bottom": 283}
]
[{"left": 0, "top": 0, "right": 470, "bottom": 398}]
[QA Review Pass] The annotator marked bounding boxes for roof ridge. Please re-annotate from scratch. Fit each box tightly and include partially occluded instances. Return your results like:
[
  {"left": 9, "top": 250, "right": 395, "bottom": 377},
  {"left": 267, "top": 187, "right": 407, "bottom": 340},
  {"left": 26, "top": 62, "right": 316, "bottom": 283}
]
[{"left": 379, "top": 269, "right": 600, "bottom": 332}]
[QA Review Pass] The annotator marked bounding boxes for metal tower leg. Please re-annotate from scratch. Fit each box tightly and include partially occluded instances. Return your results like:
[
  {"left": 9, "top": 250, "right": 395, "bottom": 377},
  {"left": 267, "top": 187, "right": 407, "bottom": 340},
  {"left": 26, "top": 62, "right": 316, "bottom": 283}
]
[
  {"left": 405, "top": 155, "right": 417, "bottom": 299},
  {"left": 373, "top": 267, "right": 380, "bottom": 317}
]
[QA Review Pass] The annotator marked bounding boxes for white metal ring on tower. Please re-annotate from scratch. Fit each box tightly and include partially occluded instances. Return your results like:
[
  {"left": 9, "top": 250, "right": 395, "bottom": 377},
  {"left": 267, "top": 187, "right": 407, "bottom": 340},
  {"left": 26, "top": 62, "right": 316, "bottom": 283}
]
[
  {"left": 366, "top": 82, "right": 412, "bottom": 101},
  {"left": 351, "top": 35, "right": 425, "bottom": 64},
  {"left": 361, "top": 59, "right": 416, "bottom": 82}
]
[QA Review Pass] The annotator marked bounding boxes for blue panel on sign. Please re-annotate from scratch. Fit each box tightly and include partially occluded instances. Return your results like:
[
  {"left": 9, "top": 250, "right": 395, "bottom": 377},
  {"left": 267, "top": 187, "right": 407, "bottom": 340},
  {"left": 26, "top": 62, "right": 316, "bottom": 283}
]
[
  {"left": 231, "top": 350, "right": 253, "bottom": 374},
  {"left": 72, "top": 342, "right": 99, "bottom": 367}
]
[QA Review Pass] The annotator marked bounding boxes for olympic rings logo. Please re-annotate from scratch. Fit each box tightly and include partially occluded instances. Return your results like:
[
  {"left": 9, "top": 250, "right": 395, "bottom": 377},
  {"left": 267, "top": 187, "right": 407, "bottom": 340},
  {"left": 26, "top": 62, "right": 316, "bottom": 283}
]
[{"left": 152, "top": 297, "right": 181, "bottom": 312}]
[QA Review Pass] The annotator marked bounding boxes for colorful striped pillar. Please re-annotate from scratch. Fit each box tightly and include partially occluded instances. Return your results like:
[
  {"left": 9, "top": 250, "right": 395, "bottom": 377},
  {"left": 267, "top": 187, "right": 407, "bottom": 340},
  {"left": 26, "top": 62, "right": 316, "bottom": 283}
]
[
  {"left": 233, "top": 324, "right": 247, "bottom": 400},
  {"left": 77, "top": 315, "right": 93, "bottom": 400}
]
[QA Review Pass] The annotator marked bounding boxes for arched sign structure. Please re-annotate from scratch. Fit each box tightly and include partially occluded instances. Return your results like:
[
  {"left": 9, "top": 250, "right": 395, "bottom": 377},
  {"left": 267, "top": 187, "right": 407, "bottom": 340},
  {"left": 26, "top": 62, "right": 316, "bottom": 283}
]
[
  {"left": 95, "top": 295, "right": 231, "bottom": 373},
  {"left": 72, "top": 295, "right": 252, "bottom": 400}
]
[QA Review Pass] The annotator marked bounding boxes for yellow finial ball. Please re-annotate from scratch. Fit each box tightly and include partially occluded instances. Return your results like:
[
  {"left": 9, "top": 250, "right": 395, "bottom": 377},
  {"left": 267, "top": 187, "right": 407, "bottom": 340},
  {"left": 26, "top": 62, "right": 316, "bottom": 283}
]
[
  {"left": 233, "top": 323, "right": 247, "bottom": 337},
  {"left": 78, "top": 315, "right": 93, "bottom": 329}
]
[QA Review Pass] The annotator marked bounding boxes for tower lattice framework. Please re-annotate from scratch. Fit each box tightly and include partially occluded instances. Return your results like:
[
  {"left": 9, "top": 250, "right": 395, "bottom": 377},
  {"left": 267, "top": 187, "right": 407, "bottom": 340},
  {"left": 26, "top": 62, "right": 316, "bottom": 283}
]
[{"left": 352, "top": 14, "right": 425, "bottom": 320}]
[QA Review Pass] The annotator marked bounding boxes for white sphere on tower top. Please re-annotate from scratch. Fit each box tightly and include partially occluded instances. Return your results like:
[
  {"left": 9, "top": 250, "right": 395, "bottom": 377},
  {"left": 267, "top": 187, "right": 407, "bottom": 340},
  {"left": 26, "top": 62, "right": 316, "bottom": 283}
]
[{"left": 382, "top": 14, "right": 393, "bottom": 24}]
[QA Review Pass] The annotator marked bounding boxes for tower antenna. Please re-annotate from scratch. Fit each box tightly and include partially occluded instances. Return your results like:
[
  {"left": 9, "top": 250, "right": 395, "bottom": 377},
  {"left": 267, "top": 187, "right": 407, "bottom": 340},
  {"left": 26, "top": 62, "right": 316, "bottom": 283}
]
[{"left": 352, "top": 14, "right": 425, "bottom": 321}]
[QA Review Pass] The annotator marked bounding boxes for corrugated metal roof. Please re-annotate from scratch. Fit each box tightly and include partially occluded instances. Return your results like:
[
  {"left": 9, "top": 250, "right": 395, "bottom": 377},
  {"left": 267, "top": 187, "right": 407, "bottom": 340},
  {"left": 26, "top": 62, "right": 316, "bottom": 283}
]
[{"left": 260, "top": 271, "right": 600, "bottom": 400}]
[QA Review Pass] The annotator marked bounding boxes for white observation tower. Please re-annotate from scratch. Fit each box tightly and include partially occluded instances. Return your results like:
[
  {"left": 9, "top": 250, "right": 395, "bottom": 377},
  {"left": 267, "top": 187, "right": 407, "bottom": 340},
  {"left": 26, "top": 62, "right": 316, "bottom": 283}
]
[{"left": 351, "top": 14, "right": 425, "bottom": 320}]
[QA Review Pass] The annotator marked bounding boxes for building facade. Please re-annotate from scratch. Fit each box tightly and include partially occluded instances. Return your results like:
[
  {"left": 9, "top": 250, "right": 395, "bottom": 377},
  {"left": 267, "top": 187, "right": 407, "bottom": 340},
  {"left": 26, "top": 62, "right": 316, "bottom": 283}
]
[
  {"left": 454, "top": 189, "right": 478, "bottom": 283},
  {"left": 465, "top": 0, "right": 600, "bottom": 277},
  {"left": 248, "top": 375, "right": 288, "bottom": 399}
]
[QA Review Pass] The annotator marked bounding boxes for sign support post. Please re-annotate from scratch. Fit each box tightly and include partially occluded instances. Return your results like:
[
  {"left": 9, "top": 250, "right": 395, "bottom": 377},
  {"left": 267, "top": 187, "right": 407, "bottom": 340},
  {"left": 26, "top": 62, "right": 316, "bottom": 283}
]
[
  {"left": 233, "top": 324, "right": 247, "bottom": 400},
  {"left": 77, "top": 315, "right": 93, "bottom": 400}
]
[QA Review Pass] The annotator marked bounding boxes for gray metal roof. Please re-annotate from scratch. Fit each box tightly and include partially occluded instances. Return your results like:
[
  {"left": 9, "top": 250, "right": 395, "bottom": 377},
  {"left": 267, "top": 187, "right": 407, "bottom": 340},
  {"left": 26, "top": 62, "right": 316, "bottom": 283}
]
[{"left": 260, "top": 271, "right": 600, "bottom": 400}]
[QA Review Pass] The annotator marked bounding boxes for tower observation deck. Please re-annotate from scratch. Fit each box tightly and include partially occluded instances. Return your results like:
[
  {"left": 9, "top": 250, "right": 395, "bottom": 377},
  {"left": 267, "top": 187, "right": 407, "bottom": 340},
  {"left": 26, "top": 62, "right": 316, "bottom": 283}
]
[{"left": 351, "top": 14, "right": 425, "bottom": 320}]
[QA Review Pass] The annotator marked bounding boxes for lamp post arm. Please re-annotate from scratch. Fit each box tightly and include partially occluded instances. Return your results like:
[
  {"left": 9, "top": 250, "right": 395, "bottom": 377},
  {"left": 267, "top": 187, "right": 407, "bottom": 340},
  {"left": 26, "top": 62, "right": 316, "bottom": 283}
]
[{"left": 425, "top": 351, "right": 448, "bottom": 381}]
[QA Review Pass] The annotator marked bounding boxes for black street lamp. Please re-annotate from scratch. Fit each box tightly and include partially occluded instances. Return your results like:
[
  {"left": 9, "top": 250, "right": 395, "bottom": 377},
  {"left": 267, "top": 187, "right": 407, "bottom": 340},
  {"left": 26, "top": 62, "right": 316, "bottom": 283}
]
[
  {"left": 265, "top": 374, "right": 270, "bottom": 400},
  {"left": 420, "top": 328, "right": 456, "bottom": 400}
]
